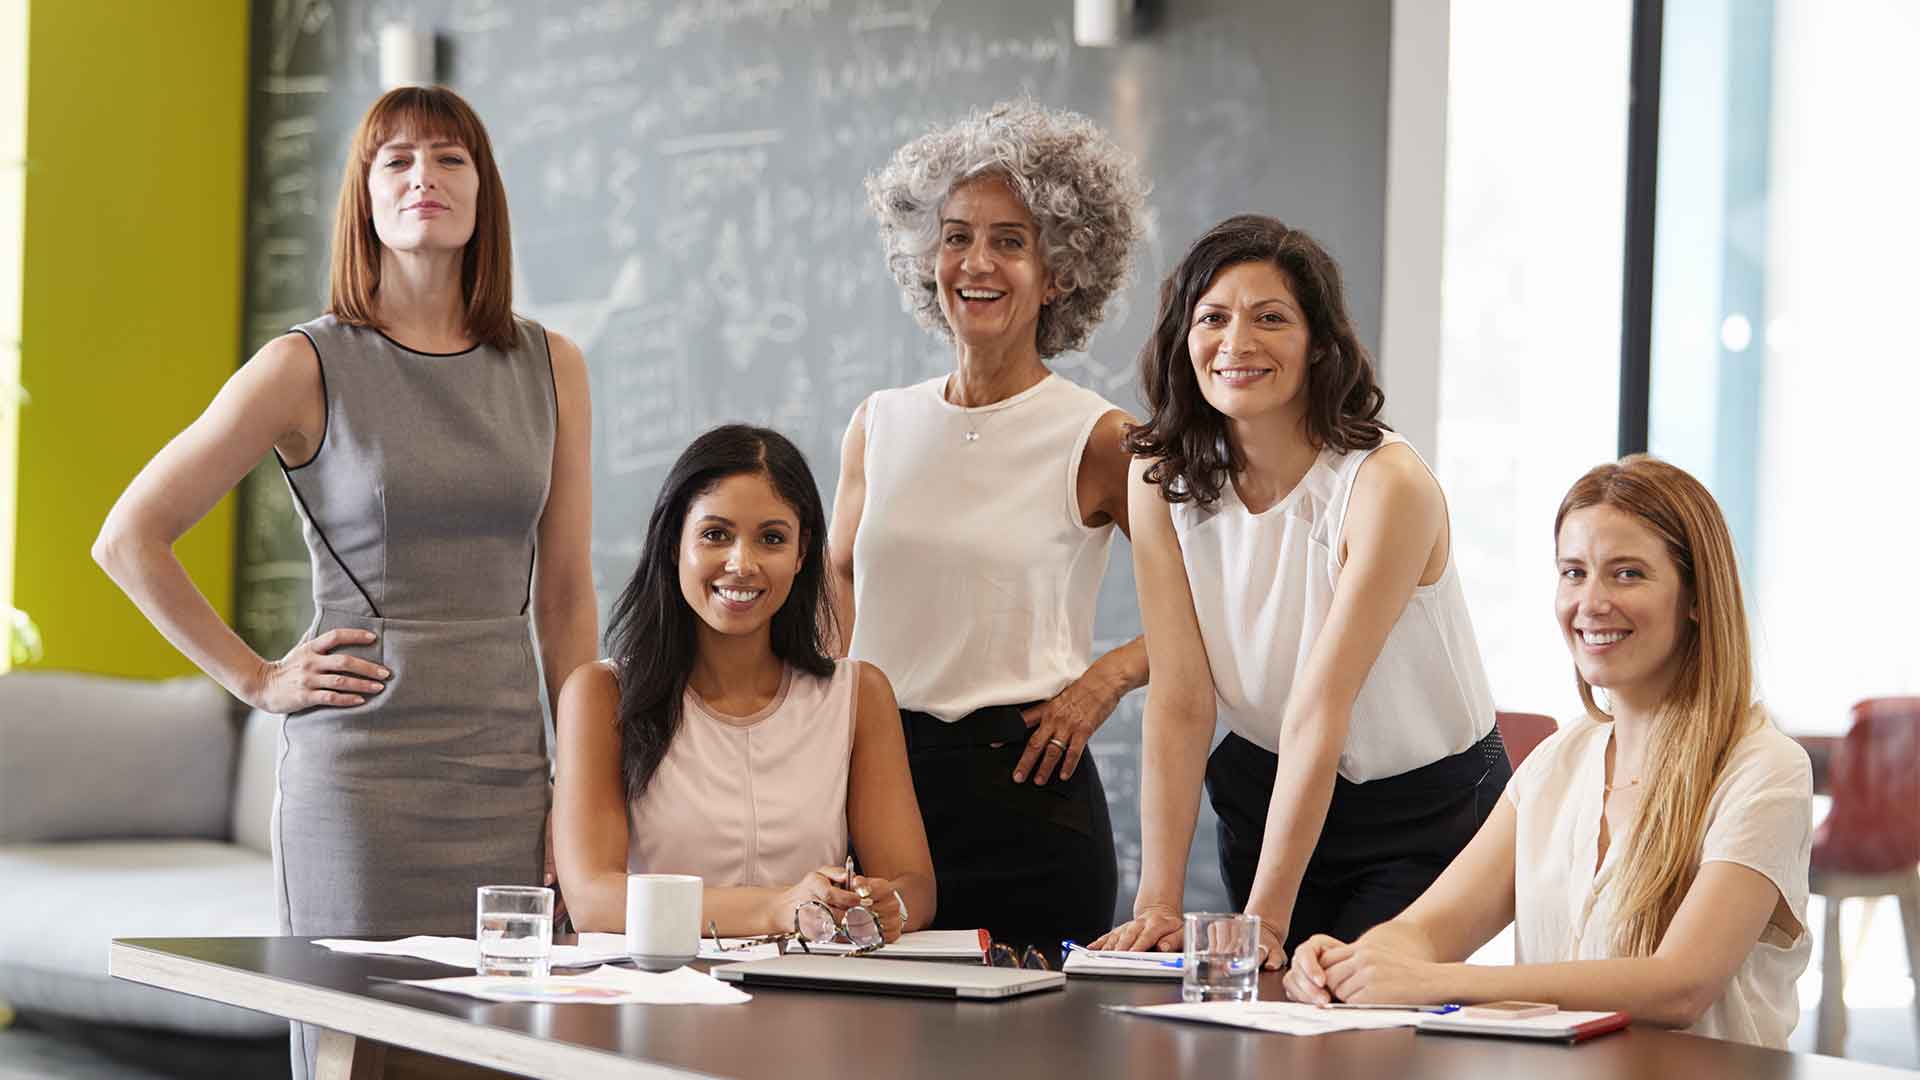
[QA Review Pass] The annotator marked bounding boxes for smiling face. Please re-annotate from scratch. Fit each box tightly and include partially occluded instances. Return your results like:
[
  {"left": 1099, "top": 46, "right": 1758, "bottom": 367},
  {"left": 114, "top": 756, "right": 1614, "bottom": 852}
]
[
  {"left": 934, "top": 173, "right": 1054, "bottom": 352},
  {"left": 1556, "top": 503, "right": 1696, "bottom": 712},
  {"left": 678, "top": 471, "right": 805, "bottom": 641},
  {"left": 367, "top": 130, "right": 480, "bottom": 255},
  {"left": 1186, "top": 260, "right": 1313, "bottom": 427}
]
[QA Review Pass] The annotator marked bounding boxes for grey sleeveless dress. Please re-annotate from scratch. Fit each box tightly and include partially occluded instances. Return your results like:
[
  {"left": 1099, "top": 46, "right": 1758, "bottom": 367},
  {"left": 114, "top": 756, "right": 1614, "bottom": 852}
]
[{"left": 274, "top": 314, "right": 555, "bottom": 1075}]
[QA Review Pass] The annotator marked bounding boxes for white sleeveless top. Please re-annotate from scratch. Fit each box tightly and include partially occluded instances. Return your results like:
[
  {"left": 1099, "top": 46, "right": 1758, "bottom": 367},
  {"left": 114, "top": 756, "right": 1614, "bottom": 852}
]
[
  {"left": 850, "top": 373, "right": 1119, "bottom": 721},
  {"left": 1507, "top": 713, "right": 1812, "bottom": 1048},
  {"left": 1169, "top": 433, "right": 1495, "bottom": 782},
  {"left": 626, "top": 660, "right": 858, "bottom": 888}
]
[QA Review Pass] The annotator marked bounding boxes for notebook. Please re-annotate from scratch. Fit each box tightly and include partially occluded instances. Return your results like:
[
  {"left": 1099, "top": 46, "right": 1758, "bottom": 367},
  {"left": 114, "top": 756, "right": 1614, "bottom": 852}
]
[
  {"left": 1418, "top": 1009, "right": 1630, "bottom": 1043},
  {"left": 787, "top": 928, "right": 987, "bottom": 960},
  {"left": 1061, "top": 948, "right": 1183, "bottom": 980},
  {"left": 711, "top": 954, "right": 1063, "bottom": 1000}
]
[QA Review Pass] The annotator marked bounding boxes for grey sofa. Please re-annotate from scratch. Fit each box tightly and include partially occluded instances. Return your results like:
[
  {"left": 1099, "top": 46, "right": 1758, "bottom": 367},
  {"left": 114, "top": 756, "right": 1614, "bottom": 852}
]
[{"left": 0, "top": 671, "right": 283, "bottom": 1038}]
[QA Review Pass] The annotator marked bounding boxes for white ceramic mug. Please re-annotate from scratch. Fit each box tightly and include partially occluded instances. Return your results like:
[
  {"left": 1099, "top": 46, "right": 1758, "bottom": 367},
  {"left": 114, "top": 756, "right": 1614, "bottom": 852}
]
[{"left": 625, "top": 873, "right": 703, "bottom": 970}]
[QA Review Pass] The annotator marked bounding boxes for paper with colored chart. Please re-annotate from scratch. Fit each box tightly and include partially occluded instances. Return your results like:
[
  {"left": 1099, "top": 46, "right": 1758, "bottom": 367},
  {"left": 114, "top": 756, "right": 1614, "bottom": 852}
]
[{"left": 390, "top": 965, "right": 750, "bottom": 1004}]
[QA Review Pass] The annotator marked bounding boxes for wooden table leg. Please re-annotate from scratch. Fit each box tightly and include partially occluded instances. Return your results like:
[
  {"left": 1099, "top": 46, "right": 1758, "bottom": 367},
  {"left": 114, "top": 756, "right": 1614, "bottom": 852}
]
[{"left": 315, "top": 1027, "right": 389, "bottom": 1080}]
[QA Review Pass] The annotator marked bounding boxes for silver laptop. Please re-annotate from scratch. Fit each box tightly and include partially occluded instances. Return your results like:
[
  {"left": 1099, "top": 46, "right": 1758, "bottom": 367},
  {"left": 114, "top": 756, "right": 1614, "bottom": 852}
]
[{"left": 712, "top": 954, "right": 1064, "bottom": 1000}]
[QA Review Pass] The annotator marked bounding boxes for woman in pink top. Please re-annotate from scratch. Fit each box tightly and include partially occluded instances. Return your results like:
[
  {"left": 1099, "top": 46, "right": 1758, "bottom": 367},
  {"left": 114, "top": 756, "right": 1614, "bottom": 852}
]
[{"left": 553, "top": 425, "right": 936, "bottom": 939}]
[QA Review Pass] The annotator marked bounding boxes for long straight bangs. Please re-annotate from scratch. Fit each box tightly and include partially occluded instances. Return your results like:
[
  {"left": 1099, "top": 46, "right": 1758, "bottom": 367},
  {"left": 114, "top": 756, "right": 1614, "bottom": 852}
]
[{"left": 327, "top": 86, "right": 516, "bottom": 351}]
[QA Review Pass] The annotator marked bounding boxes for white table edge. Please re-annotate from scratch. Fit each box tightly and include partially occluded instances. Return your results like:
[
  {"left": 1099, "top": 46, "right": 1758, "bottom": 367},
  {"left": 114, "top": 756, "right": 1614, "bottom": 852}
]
[{"left": 108, "top": 940, "right": 721, "bottom": 1080}]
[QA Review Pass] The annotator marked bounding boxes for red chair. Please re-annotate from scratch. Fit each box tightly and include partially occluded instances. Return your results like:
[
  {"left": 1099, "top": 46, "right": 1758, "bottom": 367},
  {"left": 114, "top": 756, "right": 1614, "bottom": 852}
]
[
  {"left": 1495, "top": 710, "right": 1557, "bottom": 771},
  {"left": 1809, "top": 697, "right": 1920, "bottom": 1057}
]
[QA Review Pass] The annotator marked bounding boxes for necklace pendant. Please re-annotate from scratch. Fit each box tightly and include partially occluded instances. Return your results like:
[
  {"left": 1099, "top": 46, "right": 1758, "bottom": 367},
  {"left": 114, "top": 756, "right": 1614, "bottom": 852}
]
[{"left": 964, "top": 430, "right": 979, "bottom": 442}]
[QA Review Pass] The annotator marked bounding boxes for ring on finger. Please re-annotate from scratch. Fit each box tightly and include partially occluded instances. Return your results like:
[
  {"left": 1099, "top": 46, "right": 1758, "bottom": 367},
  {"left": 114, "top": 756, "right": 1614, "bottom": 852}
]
[{"left": 1046, "top": 736, "right": 1068, "bottom": 751}]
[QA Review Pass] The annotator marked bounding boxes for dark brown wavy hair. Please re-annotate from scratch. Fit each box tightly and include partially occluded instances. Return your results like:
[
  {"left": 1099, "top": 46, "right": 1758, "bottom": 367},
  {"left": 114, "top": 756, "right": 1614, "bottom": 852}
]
[{"left": 1124, "top": 215, "right": 1387, "bottom": 506}]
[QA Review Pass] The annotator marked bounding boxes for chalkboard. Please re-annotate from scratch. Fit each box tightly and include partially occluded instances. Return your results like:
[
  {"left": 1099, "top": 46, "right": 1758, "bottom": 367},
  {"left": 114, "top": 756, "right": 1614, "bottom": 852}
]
[{"left": 237, "top": 0, "right": 1393, "bottom": 921}]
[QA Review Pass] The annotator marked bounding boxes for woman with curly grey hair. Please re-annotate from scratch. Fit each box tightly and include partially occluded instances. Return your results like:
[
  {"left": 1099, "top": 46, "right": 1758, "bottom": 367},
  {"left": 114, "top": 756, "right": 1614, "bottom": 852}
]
[{"left": 826, "top": 101, "right": 1148, "bottom": 947}]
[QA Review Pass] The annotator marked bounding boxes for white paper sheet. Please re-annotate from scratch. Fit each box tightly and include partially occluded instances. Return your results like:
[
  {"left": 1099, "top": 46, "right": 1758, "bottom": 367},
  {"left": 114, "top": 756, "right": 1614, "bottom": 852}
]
[
  {"left": 314, "top": 934, "right": 631, "bottom": 970},
  {"left": 1107, "top": 1000, "right": 1428, "bottom": 1036},
  {"left": 390, "top": 965, "right": 750, "bottom": 1005},
  {"left": 317, "top": 932, "right": 783, "bottom": 969}
]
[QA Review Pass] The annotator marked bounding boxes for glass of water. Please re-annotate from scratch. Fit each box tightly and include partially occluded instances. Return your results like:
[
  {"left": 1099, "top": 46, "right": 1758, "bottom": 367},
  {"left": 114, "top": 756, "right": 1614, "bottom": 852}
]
[
  {"left": 476, "top": 885, "right": 554, "bottom": 977},
  {"left": 1183, "top": 912, "right": 1261, "bottom": 1003}
]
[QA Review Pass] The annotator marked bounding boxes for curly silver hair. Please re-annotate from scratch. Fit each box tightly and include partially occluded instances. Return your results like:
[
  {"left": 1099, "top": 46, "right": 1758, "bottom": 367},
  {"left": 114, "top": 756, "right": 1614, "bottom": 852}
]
[{"left": 866, "top": 101, "right": 1149, "bottom": 358}]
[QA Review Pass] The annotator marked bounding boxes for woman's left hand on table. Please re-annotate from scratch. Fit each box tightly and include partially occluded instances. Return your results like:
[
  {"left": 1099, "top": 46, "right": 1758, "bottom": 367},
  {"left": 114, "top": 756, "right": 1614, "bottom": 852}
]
[{"left": 1315, "top": 939, "right": 1448, "bottom": 1006}]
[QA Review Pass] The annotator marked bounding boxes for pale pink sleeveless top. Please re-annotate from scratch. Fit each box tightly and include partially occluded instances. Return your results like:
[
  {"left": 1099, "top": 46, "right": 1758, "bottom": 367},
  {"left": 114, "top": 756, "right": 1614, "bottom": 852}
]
[{"left": 626, "top": 660, "right": 858, "bottom": 888}]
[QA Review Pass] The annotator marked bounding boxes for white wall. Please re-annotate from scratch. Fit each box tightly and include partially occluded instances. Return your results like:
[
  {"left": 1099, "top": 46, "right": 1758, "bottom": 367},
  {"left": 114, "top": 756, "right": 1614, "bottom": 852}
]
[
  {"left": 1381, "top": 0, "right": 1449, "bottom": 462},
  {"left": 1434, "top": 0, "right": 1633, "bottom": 721}
]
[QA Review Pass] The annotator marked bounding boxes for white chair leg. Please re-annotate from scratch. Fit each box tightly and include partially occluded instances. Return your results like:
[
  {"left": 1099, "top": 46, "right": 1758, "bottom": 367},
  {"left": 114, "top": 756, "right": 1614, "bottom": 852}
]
[
  {"left": 1895, "top": 872, "right": 1920, "bottom": 1055},
  {"left": 1818, "top": 894, "right": 1848, "bottom": 1057}
]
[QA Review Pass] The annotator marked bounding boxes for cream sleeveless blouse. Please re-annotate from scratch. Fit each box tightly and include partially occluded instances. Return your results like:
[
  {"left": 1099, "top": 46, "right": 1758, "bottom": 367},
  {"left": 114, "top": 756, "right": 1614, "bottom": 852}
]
[{"left": 627, "top": 660, "right": 860, "bottom": 887}]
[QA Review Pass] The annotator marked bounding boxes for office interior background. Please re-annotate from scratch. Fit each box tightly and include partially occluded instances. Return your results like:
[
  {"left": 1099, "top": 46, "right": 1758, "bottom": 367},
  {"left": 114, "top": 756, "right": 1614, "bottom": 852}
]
[{"left": 1, "top": 0, "right": 1915, "bottom": 1074}]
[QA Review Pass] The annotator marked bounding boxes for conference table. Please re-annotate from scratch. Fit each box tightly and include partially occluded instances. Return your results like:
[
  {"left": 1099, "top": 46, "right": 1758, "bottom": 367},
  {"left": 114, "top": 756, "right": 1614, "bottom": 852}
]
[{"left": 109, "top": 936, "right": 1910, "bottom": 1079}]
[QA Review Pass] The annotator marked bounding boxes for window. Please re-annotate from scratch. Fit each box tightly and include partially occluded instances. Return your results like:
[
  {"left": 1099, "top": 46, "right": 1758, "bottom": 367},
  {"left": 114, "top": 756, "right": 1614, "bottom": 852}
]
[{"left": 1648, "top": 0, "right": 1920, "bottom": 737}]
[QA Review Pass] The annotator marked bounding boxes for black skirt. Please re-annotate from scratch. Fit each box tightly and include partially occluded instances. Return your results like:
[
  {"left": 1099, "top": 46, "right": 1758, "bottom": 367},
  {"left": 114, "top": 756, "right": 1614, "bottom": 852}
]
[
  {"left": 1206, "top": 727, "right": 1511, "bottom": 956},
  {"left": 899, "top": 705, "right": 1118, "bottom": 948}
]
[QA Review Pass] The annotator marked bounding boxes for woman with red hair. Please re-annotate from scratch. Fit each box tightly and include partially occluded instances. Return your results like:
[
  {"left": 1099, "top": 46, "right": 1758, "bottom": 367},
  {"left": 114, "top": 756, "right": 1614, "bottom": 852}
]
[{"left": 95, "top": 87, "right": 596, "bottom": 1075}]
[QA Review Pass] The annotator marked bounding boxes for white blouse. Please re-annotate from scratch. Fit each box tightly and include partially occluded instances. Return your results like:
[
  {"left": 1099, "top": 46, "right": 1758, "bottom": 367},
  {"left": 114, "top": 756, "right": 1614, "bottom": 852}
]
[
  {"left": 1506, "top": 711, "right": 1813, "bottom": 1048},
  {"left": 1169, "top": 433, "right": 1495, "bottom": 781},
  {"left": 849, "top": 374, "right": 1118, "bottom": 721}
]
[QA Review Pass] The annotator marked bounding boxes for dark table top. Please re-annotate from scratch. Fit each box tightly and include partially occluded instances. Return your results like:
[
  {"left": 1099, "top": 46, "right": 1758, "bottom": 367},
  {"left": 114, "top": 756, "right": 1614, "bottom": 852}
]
[{"left": 111, "top": 936, "right": 1910, "bottom": 1080}]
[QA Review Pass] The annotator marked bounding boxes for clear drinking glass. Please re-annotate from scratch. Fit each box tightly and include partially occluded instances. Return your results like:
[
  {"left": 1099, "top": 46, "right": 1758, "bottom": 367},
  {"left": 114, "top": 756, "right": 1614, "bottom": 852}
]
[
  {"left": 476, "top": 885, "right": 554, "bottom": 977},
  {"left": 1183, "top": 912, "right": 1260, "bottom": 1003}
]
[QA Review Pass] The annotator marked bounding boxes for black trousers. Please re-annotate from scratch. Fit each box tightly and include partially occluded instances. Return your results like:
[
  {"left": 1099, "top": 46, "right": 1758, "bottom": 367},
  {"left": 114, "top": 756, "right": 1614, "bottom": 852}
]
[
  {"left": 900, "top": 705, "right": 1118, "bottom": 949},
  {"left": 1207, "top": 727, "right": 1511, "bottom": 956}
]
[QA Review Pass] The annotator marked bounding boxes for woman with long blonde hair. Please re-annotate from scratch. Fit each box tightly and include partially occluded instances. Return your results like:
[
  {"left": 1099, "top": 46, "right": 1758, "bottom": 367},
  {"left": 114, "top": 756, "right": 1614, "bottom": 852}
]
[{"left": 1282, "top": 455, "right": 1812, "bottom": 1048}]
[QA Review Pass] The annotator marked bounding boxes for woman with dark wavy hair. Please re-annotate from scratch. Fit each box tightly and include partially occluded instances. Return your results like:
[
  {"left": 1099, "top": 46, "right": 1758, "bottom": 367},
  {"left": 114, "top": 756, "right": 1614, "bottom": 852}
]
[
  {"left": 553, "top": 425, "right": 934, "bottom": 941},
  {"left": 1094, "top": 215, "right": 1509, "bottom": 967}
]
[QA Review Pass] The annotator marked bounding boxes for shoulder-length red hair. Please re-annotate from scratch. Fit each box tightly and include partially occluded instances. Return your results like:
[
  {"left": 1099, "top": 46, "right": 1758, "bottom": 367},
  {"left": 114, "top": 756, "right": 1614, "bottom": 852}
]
[{"left": 327, "top": 86, "right": 516, "bottom": 351}]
